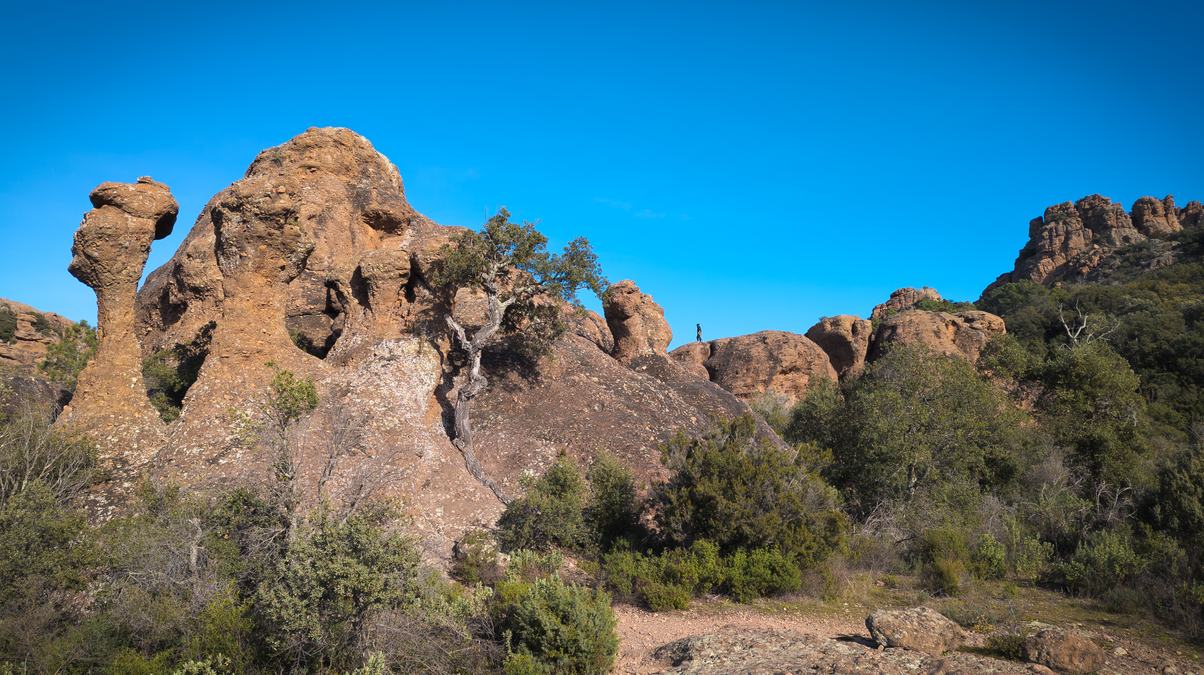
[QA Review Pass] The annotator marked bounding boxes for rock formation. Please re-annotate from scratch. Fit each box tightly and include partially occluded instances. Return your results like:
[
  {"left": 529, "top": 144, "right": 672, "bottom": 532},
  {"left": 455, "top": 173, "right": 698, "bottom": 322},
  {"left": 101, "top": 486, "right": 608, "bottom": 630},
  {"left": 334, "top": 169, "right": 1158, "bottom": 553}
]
[
  {"left": 669, "top": 331, "right": 836, "bottom": 404},
  {"left": 870, "top": 287, "right": 942, "bottom": 321},
  {"left": 603, "top": 280, "right": 673, "bottom": 363},
  {"left": 993, "top": 193, "right": 1198, "bottom": 288},
  {"left": 48, "top": 128, "right": 761, "bottom": 555},
  {"left": 0, "top": 298, "right": 74, "bottom": 371},
  {"left": 865, "top": 607, "right": 965, "bottom": 657},
  {"left": 868, "top": 308, "right": 1005, "bottom": 364},
  {"left": 805, "top": 315, "right": 873, "bottom": 378},
  {"left": 56, "top": 178, "right": 178, "bottom": 485},
  {"left": 1021, "top": 625, "right": 1105, "bottom": 673}
]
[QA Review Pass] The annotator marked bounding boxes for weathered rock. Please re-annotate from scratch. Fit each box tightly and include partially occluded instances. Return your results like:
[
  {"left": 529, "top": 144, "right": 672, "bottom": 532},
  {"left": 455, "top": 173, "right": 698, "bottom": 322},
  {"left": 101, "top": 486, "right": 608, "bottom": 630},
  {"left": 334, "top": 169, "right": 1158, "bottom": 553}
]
[
  {"left": 0, "top": 298, "right": 75, "bottom": 372},
  {"left": 1021, "top": 625, "right": 1105, "bottom": 673},
  {"left": 40, "top": 127, "right": 770, "bottom": 557},
  {"left": 869, "top": 309, "right": 1005, "bottom": 364},
  {"left": 993, "top": 193, "right": 1195, "bottom": 289},
  {"left": 603, "top": 280, "right": 672, "bottom": 363},
  {"left": 653, "top": 626, "right": 1028, "bottom": 674},
  {"left": 670, "top": 331, "right": 837, "bottom": 404},
  {"left": 871, "top": 287, "right": 943, "bottom": 321},
  {"left": 1132, "top": 196, "right": 1182, "bottom": 238},
  {"left": 1, "top": 374, "right": 70, "bottom": 419},
  {"left": 56, "top": 177, "right": 177, "bottom": 489},
  {"left": 866, "top": 607, "right": 965, "bottom": 656},
  {"left": 806, "top": 314, "right": 873, "bottom": 378}
]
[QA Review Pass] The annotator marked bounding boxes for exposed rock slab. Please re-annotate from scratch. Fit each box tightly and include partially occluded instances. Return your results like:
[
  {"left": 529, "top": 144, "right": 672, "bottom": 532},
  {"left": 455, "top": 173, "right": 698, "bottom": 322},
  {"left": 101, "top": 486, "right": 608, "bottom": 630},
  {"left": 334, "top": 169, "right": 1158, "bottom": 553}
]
[
  {"left": 806, "top": 314, "right": 873, "bottom": 378},
  {"left": 869, "top": 309, "right": 1005, "bottom": 364},
  {"left": 670, "top": 330, "right": 837, "bottom": 404},
  {"left": 871, "top": 287, "right": 943, "bottom": 321},
  {"left": 866, "top": 606, "right": 966, "bottom": 656},
  {"left": 0, "top": 298, "right": 75, "bottom": 372},
  {"left": 1021, "top": 625, "right": 1105, "bottom": 673}
]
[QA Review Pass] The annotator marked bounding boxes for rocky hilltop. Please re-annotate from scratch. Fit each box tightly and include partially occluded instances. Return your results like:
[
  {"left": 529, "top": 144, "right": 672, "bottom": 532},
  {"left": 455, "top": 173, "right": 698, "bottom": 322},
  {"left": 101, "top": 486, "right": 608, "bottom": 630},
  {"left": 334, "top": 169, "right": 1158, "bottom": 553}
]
[
  {"left": 53, "top": 128, "right": 760, "bottom": 555},
  {"left": 990, "top": 193, "right": 1203, "bottom": 288}
]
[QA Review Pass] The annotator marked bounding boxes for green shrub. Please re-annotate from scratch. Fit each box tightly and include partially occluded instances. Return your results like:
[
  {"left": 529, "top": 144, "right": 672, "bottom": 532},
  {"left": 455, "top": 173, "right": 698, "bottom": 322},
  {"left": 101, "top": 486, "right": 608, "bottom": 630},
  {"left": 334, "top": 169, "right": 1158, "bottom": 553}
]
[
  {"left": 39, "top": 321, "right": 97, "bottom": 391},
  {"left": 654, "top": 415, "right": 847, "bottom": 568},
  {"left": 507, "top": 549, "right": 564, "bottom": 581},
  {"left": 496, "top": 456, "right": 588, "bottom": 552},
  {"left": 31, "top": 313, "right": 53, "bottom": 337},
  {"left": 0, "top": 307, "right": 15, "bottom": 343},
  {"left": 749, "top": 392, "right": 792, "bottom": 435},
  {"left": 1061, "top": 529, "right": 1145, "bottom": 597},
  {"left": 492, "top": 575, "right": 618, "bottom": 675},
  {"left": 723, "top": 547, "right": 802, "bottom": 603},
  {"left": 978, "top": 333, "right": 1038, "bottom": 380},
  {"left": 452, "top": 529, "right": 503, "bottom": 585},
  {"left": 584, "top": 453, "right": 641, "bottom": 551},
  {"left": 971, "top": 533, "right": 1007, "bottom": 580},
  {"left": 915, "top": 527, "right": 969, "bottom": 596}
]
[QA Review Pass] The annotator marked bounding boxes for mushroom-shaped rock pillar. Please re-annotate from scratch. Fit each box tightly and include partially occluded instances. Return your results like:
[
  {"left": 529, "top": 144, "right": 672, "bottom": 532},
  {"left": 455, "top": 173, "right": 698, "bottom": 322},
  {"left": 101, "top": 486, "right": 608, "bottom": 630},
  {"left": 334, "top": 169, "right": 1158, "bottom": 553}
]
[{"left": 58, "top": 177, "right": 178, "bottom": 482}]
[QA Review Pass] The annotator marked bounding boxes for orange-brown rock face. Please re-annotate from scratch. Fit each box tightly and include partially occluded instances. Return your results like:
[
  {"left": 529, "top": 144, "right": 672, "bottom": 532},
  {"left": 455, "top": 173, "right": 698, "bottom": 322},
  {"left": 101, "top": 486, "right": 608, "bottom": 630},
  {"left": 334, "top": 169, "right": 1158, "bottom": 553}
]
[
  {"left": 57, "top": 178, "right": 178, "bottom": 488},
  {"left": 669, "top": 331, "right": 837, "bottom": 404},
  {"left": 603, "top": 280, "right": 673, "bottom": 362},
  {"left": 870, "top": 287, "right": 942, "bottom": 321},
  {"left": 868, "top": 309, "right": 1005, "bottom": 364},
  {"left": 0, "top": 298, "right": 74, "bottom": 371},
  {"left": 995, "top": 193, "right": 1195, "bottom": 288},
  {"left": 805, "top": 315, "right": 873, "bottom": 379}
]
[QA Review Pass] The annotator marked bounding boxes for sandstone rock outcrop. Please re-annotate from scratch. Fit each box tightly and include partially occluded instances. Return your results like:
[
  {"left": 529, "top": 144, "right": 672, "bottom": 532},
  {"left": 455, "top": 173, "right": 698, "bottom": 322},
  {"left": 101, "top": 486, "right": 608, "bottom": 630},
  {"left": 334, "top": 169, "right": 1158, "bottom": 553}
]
[
  {"left": 49, "top": 127, "right": 762, "bottom": 555},
  {"left": 669, "top": 331, "right": 837, "bottom": 404},
  {"left": 865, "top": 607, "right": 965, "bottom": 656},
  {"left": 603, "top": 280, "right": 673, "bottom": 363},
  {"left": 870, "top": 287, "right": 942, "bottom": 321},
  {"left": 0, "top": 298, "right": 75, "bottom": 372},
  {"left": 1021, "top": 625, "right": 1105, "bottom": 673},
  {"left": 806, "top": 314, "right": 873, "bottom": 378},
  {"left": 56, "top": 178, "right": 178, "bottom": 481},
  {"left": 869, "top": 309, "right": 1005, "bottom": 364},
  {"left": 993, "top": 193, "right": 1197, "bottom": 288}
]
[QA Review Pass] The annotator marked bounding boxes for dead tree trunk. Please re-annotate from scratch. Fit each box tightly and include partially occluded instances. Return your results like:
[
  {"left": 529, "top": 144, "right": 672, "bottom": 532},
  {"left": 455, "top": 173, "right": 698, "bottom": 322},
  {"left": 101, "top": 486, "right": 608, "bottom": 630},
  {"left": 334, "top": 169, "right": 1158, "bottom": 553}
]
[{"left": 446, "top": 288, "right": 511, "bottom": 503}]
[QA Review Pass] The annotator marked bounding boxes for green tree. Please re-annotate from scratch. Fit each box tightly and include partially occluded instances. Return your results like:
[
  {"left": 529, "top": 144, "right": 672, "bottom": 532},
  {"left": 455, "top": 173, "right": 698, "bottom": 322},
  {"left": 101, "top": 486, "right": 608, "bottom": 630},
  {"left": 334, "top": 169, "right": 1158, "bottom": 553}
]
[
  {"left": 827, "top": 346, "right": 1032, "bottom": 518},
  {"left": 584, "top": 453, "right": 642, "bottom": 551},
  {"left": 432, "top": 209, "right": 606, "bottom": 500},
  {"left": 652, "top": 415, "right": 847, "bottom": 568}
]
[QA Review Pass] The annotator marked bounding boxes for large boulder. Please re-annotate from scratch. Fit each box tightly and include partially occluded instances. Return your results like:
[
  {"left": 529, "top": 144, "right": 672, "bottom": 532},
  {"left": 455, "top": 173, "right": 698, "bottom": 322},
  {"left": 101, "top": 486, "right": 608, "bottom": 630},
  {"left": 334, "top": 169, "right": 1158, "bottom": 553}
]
[
  {"left": 603, "top": 280, "right": 673, "bottom": 363},
  {"left": 870, "top": 287, "right": 942, "bottom": 321},
  {"left": 805, "top": 314, "right": 872, "bottom": 378},
  {"left": 1131, "top": 195, "right": 1182, "bottom": 238},
  {"left": 869, "top": 309, "right": 1005, "bottom": 364},
  {"left": 670, "top": 331, "right": 836, "bottom": 404},
  {"left": 865, "top": 607, "right": 965, "bottom": 656},
  {"left": 1021, "top": 625, "right": 1105, "bottom": 673}
]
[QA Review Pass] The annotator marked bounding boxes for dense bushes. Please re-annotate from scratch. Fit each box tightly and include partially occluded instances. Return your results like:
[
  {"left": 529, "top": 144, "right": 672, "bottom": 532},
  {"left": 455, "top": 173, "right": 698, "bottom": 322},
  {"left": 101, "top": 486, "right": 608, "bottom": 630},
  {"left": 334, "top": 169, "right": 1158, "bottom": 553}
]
[
  {"left": 492, "top": 574, "right": 617, "bottom": 674},
  {"left": 38, "top": 321, "right": 97, "bottom": 391}
]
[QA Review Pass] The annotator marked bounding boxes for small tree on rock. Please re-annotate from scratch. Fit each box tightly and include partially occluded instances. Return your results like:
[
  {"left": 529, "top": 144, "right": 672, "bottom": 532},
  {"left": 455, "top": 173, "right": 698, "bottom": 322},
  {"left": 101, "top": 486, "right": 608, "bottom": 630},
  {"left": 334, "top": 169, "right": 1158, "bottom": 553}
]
[{"left": 432, "top": 209, "right": 605, "bottom": 500}]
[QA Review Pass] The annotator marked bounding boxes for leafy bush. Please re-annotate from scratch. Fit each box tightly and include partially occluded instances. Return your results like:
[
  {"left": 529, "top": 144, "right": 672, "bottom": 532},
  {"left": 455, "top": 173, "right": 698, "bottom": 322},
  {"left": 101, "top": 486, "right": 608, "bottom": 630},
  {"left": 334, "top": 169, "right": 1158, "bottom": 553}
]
[
  {"left": 724, "top": 547, "right": 802, "bottom": 602},
  {"left": 915, "top": 527, "right": 969, "bottom": 596},
  {"left": 491, "top": 575, "right": 618, "bottom": 675},
  {"left": 451, "top": 528, "right": 503, "bottom": 585},
  {"left": 584, "top": 453, "right": 641, "bottom": 551},
  {"left": 971, "top": 533, "right": 1007, "bottom": 580},
  {"left": 1060, "top": 528, "right": 1145, "bottom": 597},
  {"left": 653, "top": 415, "right": 847, "bottom": 568},
  {"left": 39, "top": 321, "right": 97, "bottom": 391},
  {"left": 0, "top": 410, "right": 96, "bottom": 504},
  {"left": 0, "top": 307, "right": 16, "bottom": 343},
  {"left": 496, "top": 455, "right": 588, "bottom": 552}
]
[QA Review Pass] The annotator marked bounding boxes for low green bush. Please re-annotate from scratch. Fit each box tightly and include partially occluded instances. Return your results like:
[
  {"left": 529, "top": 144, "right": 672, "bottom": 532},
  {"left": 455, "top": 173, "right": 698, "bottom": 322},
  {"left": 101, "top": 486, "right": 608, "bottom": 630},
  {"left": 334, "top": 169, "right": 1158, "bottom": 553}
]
[
  {"left": 1061, "top": 528, "right": 1145, "bottom": 597},
  {"left": 492, "top": 575, "right": 618, "bottom": 675},
  {"left": 915, "top": 527, "right": 969, "bottom": 596},
  {"left": 0, "top": 307, "right": 15, "bottom": 343},
  {"left": 724, "top": 547, "right": 802, "bottom": 602},
  {"left": 496, "top": 456, "right": 588, "bottom": 552},
  {"left": 971, "top": 533, "right": 1007, "bottom": 580}
]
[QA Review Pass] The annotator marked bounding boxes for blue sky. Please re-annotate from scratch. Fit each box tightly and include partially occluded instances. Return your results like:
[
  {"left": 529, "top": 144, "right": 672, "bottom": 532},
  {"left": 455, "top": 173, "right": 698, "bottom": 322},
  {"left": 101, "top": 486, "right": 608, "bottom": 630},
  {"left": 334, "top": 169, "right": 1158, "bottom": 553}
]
[{"left": 1, "top": 1, "right": 1200, "bottom": 348}]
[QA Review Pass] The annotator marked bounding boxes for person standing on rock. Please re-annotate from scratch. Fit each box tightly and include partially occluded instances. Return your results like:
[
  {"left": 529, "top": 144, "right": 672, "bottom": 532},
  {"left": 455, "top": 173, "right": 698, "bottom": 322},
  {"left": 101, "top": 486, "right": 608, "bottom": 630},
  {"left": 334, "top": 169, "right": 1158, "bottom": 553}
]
[{"left": 696, "top": 323, "right": 703, "bottom": 342}]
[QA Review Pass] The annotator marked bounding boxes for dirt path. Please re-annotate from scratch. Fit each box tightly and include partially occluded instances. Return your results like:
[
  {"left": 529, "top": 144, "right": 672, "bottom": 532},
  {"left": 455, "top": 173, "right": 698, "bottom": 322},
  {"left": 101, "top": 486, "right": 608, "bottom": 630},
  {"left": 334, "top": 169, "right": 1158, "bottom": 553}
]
[{"left": 613, "top": 600, "right": 866, "bottom": 674}]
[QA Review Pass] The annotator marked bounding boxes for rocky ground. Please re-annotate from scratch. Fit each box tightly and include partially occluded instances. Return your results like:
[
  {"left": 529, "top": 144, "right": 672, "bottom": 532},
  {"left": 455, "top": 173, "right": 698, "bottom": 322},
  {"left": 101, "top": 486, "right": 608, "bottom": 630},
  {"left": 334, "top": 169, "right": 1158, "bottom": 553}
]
[{"left": 612, "top": 582, "right": 1204, "bottom": 674}]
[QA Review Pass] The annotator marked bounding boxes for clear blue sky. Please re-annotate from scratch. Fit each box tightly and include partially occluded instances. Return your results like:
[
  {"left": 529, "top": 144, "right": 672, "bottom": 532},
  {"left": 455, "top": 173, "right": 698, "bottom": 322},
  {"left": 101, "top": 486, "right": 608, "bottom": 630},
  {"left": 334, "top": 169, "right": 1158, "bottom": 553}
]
[{"left": 2, "top": 1, "right": 1201, "bottom": 348}]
